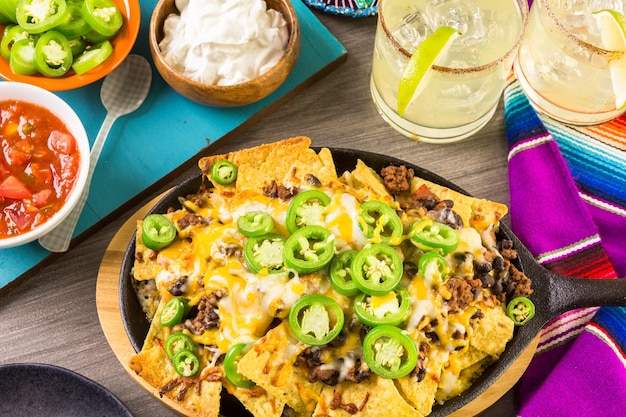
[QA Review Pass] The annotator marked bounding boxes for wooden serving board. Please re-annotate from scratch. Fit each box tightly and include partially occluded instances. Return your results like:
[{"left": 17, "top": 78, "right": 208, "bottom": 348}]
[{"left": 96, "top": 197, "right": 538, "bottom": 417}]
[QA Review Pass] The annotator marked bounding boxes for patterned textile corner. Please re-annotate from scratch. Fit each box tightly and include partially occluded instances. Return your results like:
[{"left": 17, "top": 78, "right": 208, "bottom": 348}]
[
  {"left": 504, "top": 77, "right": 626, "bottom": 416},
  {"left": 301, "top": 0, "right": 378, "bottom": 17}
]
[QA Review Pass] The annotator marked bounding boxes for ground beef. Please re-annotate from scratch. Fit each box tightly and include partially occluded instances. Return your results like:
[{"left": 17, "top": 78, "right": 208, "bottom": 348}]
[
  {"left": 188, "top": 290, "right": 225, "bottom": 334},
  {"left": 443, "top": 277, "right": 474, "bottom": 314},
  {"left": 262, "top": 180, "right": 298, "bottom": 200},
  {"left": 177, "top": 213, "right": 207, "bottom": 230},
  {"left": 380, "top": 165, "right": 414, "bottom": 195}
]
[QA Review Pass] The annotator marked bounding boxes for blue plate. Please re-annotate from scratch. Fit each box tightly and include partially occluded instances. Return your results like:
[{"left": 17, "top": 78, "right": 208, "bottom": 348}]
[
  {"left": 0, "top": 363, "right": 134, "bottom": 417},
  {"left": 302, "top": 0, "right": 378, "bottom": 17}
]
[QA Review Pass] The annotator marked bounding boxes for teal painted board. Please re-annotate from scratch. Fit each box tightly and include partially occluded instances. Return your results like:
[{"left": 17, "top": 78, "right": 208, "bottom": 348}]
[{"left": 0, "top": 0, "right": 347, "bottom": 290}]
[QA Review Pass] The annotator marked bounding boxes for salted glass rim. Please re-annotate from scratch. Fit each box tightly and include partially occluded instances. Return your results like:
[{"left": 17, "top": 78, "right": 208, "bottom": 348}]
[{"left": 379, "top": 0, "right": 529, "bottom": 75}]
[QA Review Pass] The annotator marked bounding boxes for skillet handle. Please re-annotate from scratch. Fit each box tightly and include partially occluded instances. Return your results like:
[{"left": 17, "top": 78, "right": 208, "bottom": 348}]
[{"left": 546, "top": 271, "right": 626, "bottom": 317}]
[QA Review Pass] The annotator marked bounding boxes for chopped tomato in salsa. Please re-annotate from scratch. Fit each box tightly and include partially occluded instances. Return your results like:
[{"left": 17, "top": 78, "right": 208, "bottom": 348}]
[{"left": 0, "top": 100, "right": 81, "bottom": 239}]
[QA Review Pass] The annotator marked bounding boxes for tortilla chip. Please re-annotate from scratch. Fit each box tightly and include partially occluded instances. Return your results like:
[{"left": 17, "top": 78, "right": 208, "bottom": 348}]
[
  {"left": 133, "top": 220, "right": 162, "bottom": 282},
  {"left": 434, "top": 355, "right": 493, "bottom": 403},
  {"left": 228, "top": 385, "right": 286, "bottom": 417},
  {"left": 313, "top": 376, "right": 424, "bottom": 417},
  {"left": 410, "top": 178, "right": 508, "bottom": 233},
  {"left": 237, "top": 322, "right": 324, "bottom": 415},
  {"left": 129, "top": 345, "right": 222, "bottom": 417},
  {"left": 470, "top": 304, "right": 515, "bottom": 357},
  {"left": 198, "top": 137, "right": 341, "bottom": 194},
  {"left": 348, "top": 159, "right": 394, "bottom": 202}
]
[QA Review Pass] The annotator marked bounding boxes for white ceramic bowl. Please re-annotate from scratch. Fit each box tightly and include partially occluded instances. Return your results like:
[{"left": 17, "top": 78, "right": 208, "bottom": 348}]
[{"left": 0, "top": 82, "right": 90, "bottom": 248}]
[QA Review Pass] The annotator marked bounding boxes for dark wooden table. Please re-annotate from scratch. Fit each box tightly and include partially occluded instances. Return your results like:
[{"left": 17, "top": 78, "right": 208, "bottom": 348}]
[{"left": 0, "top": 8, "right": 519, "bottom": 417}]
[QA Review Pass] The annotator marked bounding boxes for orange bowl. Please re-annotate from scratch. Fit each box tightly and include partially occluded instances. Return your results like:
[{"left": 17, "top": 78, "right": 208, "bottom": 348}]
[{"left": 0, "top": 0, "right": 141, "bottom": 91}]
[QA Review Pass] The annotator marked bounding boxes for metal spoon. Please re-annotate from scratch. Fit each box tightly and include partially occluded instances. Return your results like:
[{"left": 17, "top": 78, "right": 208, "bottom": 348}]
[{"left": 39, "top": 54, "right": 152, "bottom": 252}]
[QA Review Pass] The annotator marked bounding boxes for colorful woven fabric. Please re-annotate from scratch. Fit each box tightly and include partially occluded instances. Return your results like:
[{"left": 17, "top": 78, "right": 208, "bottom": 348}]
[
  {"left": 301, "top": 0, "right": 378, "bottom": 17},
  {"left": 504, "top": 78, "right": 626, "bottom": 416}
]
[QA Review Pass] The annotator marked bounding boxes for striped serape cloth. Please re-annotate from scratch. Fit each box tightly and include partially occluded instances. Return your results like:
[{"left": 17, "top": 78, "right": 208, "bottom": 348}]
[{"left": 503, "top": 78, "right": 626, "bottom": 416}]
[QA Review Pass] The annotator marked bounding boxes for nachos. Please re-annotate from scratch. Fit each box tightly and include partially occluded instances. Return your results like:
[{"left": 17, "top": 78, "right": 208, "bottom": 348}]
[{"left": 128, "top": 137, "right": 533, "bottom": 417}]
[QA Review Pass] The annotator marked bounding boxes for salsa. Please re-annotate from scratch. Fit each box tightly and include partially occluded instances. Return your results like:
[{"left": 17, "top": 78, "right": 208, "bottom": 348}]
[{"left": 0, "top": 99, "right": 81, "bottom": 238}]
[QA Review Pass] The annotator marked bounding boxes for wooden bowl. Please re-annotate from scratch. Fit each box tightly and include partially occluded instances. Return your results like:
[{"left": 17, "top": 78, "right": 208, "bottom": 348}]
[{"left": 149, "top": 0, "right": 301, "bottom": 107}]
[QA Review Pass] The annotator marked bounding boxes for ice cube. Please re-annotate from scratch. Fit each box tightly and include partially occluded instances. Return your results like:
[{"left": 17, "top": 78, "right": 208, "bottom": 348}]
[
  {"left": 424, "top": 0, "right": 486, "bottom": 44},
  {"left": 389, "top": 11, "right": 433, "bottom": 52}
]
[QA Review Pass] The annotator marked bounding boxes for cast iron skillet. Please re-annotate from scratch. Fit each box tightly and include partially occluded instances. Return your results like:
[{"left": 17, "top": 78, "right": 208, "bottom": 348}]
[{"left": 119, "top": 148, "right": 626, "bottom": 417}]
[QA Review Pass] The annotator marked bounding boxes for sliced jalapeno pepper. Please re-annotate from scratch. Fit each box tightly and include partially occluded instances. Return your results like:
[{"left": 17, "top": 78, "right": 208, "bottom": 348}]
[
  {"left": 418, "top": 251, "right": 449, "bottom": 285},
  {"left": 1, "top": 24, "right": 30, "bottom": 60},
  {"left": 210, "top": 160, "right": 237, "bottom": 186},
  {"left": 173, "top": 349, "right": 200, "bottom": 377},
  {"left": 16, "top": 0, "right": 69, "bottom": 34},
  {"left": 34, "top": 30, "right": 72, "bottom": 77},
  {"left": 81, "top": 0, "right": 122, "bottom": 37},
  {"left": 362, "top": 324, "right": 417, "bottom": 379},
  {"left": 357, "top": 200, "right": 403, "bottom": 244},
  {"left": 283, "top": 225, "right": 335, "bottom": 275},
  {"left": 328, "top": 249, "right": 360, "bottom": 296},
  {"left": 56, "top": 1, "right": 90, "bottom": 38},
  {"left": 237, "top": 211, "right": 274, "bottom": 237},
  {"left": 164, "top": 332, "right": 195, "bottom": 361},
  {"left": 506, "top": 296, "right": 535, "bottom": 326},
  {"left": 0, "top": 0, "right": 19, "bottom": 23},
  {"left": 409, "top": 218, "right": 459, "bottom": 255},
  {"left": 9, "top": 38, "right": 37, "bottom": 75},
  {"left": 67, "top": 36, "right": 85, "bottom": 57},
  {"left": 288, "top": 294, "right": 345, "bottom": 346},
  {"left": 354, "top": 287, "right": 411, "bottom": 327},
  {"left": 70, "top": 39, "right": 112, "bottom": 74},
  {"left": 285, "top": 190, "right": 330, "bottom": 234},
  {"left": 224, "top": 343, "right": 255, "bottom": 389},
  {"left": 351, "top": 243, "right": 403, "bottom": 296},
  {"left": 243, "top": 233, "right": 286, "bottom": 274},
  {"left": 141, "top": 213, "right": 177, "bottom": 251},
  {"left": 160, "top": 297, "right": 189, "bottom": 327}
]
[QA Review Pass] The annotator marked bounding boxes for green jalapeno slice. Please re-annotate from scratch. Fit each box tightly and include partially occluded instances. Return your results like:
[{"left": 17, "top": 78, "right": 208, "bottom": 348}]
[
  {"left": 141, "top": 213, "right": 177, "bottom": 251},
  {"left": 1, "top": 25, "right": 30, "bottom": 60},
  {"left": 164, "top": 333, "right": 195, "bottom": 361},
  {"left": 283, "top": 225, "right": 335, "bottom": 275},
  {"left": 71, "top": 39, "right": 112, "bottom": 74},
  {"left": 16, "top": 0, "right": 69, "bottom": 34},
  {"left": 211, "top": 160, "right": 237, "bottom": 185},
  {"left": 351, "top": 243, "right": 403, "bottom": 296},
  {"left": 288, "top": 294, "right": 345, "bottom": 346},
  {"left": 34, "top": 30, "right": 72, "bottom": 77},
  {"left": 357, "top": 200, "right": 403, "bottom": 244},
  {"left": 354, "top": 287, "right": 411, "bottom": 327},
  {"left": 224, "top": 343, "right": 255, "bottom": 389},
  {"left": 0, "top": 0, "right": 19, "bottom": 23},
  {"left": 418, "top": 251, "right": 449, "bottom": 285},
  {"left": 243, "top": 233, "right": 286, "bottom": 274},
  {"left": 285, "top": 190, "right": 330, "bottom": 234},
  {"left": 237, "top": 211, "right": 274, "bottom": 237},
  {"left": 160, "top": 297, "right": 189, "bottom": 327},
  {"left": 56, "top": 2, "right": 90, "bottom": 38},
  {"left": 328, "top": 249, "right": 360, "bottom": 296},
  {"left": 506, "top": 296, "right": 535, "bottom": 326},
  {"left": 9, "top": 37, "right": 37, "bottom": 75},
  {"left": 409, "top": 218, "right": 459, "bottom": 255},
  {"left": 362, "top": 324, "right": 417, "bottom": 379},
  {"left": 81, "top": 0, "right": 122, "bottom": 37},
  {"left": 173, "top": 349, "right": 200, "bottom": 377}
]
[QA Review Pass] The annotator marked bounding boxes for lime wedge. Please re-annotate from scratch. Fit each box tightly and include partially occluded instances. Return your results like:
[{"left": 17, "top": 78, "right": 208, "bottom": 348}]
[
  {"left": 594, "top": 9, "right": 626, "bottom": 110},
  {"left": 397, "top": 26, "right": 459, "bottom": 117}
]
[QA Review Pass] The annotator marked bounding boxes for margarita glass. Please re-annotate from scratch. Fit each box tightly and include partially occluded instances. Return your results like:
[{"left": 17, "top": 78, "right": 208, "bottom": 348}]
[
  {"left": 515, "top": 0, "right": 626, "bottom": 125},
  {"left": 370, "top": 0, "right": 528, "bottom": 143}
]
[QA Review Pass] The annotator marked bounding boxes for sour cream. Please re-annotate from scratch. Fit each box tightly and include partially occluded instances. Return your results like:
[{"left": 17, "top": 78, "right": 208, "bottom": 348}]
[{"left": 159, "top": 0, "right": 289, "bottom": 86}]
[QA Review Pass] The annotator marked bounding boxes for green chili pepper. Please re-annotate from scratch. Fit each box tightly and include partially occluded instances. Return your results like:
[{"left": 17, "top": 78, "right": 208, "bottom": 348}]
[
  {"left": 224, "top": 343, "right": 255, "bottom": 389},
  {"left": 418, "top": 251, "right": 449, "bottom": 285},
  {"left": 351, "top": 243, "right": 403, "bottom": 296},
  {"left": 362, "top": 324, "right": 417, "bottom": 379},
  {"left": 164, "top": 333, "right": 195, "bottom": 361},
  {"left": 81, "top": 0, "right": 122, "bottom": 37},
  {"left": 354, "top": 287, "right": 411, "bottom": 327},
  {"left": 141, "top": 214, "right": 177, "bottom": 251},
  {"left": 173, "top": 349, "right": 200, "bottom": 377},
  {"left": 506, "top": 296, "right": 535, "bottom": 326},
  {"left": 160, "top": 297, "right": 189, "bottom": 327},
  {"left": 357, "top": 200, "right": 403, "bottom": 244},
  {"left": 34, "top": 30, "right": 72, "bottom": 77},
  {"left": 1, "top": 24, "right": 30, "bottom": 60},
  {"left": 288, "top": 294, "right": 345, "bottom": 346},
  {"left": 237, "top": 211, "right": 274, "bottom": 237},
  {"left": 285, "top": 190, "right": 331, "bottom": 234},
  {"left": 56, "top": 2, "right": 90, "bottom": 38},
  {"left": 9, "top": 37, "right": 37, "bottom": 75},
  {"left": 71, "top": 39, "right": 112, "bottom": 74},
  {"left": 283, "top": 225, "right": 336, "bottom": 275},
  {"left": 328, "top": 249, "right": 360, "bottom": 296},
  {"left": 243, "top": 233, "right": 286, "bottom": 274},
  {"left": 16, "top": 0, "right": 69, "bottom": 34},
  {"left": 211, "top": 160, "right": 238, "bottom": 186},
  {"left": 409, "top": 218, "right": 459, "bottom": 255}
]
